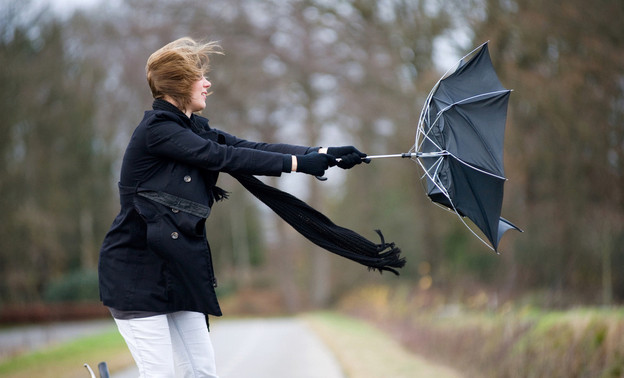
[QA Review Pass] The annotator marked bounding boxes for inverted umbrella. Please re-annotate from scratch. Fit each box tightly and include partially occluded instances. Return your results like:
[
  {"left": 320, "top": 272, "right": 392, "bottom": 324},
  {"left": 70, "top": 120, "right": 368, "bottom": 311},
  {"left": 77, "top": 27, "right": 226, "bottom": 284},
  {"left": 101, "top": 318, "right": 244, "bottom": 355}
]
[{"left": 364, "top": 42, "right": 521, "bottom": 252}]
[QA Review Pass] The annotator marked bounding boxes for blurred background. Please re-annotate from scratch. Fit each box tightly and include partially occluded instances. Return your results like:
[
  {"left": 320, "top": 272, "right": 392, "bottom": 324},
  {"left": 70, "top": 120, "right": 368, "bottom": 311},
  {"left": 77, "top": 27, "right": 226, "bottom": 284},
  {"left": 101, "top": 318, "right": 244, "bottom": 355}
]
[{"left": 0, "top": 0, "right": 623, "bottom": 319}]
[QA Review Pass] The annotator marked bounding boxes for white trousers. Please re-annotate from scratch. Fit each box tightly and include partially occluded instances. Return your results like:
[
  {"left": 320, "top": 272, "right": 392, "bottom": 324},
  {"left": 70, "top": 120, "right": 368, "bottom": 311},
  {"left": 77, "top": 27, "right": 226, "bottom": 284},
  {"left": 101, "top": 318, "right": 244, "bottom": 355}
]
[{"left": 114, "top": 311, "right": 218, "bottom": 378}]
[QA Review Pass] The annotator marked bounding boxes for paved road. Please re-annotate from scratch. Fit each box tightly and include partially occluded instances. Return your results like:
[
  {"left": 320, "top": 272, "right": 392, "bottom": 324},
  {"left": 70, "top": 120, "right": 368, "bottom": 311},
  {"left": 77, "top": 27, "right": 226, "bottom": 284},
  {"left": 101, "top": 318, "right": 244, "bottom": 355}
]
[{"left": 113, "top": 317, "right": 345, "bottom": 378}]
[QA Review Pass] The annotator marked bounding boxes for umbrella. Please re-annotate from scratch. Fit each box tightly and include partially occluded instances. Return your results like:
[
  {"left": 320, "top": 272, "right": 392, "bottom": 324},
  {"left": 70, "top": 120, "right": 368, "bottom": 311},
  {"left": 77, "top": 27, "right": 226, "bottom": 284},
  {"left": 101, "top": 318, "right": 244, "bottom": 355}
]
[{"left": 364, "top": 42, "right": 521, "bottom": 252}]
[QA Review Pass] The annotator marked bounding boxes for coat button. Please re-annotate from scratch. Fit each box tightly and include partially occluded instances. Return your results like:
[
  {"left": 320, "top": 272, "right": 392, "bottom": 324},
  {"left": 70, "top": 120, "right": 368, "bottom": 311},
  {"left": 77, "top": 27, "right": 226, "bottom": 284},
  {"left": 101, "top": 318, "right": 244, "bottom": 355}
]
[
  {"left": 184, "top": 175, "right": 192, "bottom": 183},
  {"left": 171, "top": 232, "right": 179, "bottom": 239},
  {"left": 171, "top": 208, "right": 179, "bottom": 213}
]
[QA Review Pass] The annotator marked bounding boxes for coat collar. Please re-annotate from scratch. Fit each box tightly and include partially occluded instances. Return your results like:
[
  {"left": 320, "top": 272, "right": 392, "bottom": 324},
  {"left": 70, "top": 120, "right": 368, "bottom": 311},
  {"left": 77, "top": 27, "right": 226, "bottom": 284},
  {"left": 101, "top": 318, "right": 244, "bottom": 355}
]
[
  {"left": 152, "top": 98, "right": 184, "bottom": 115},
  {"left": 152, "top": 99, "right": 206, "bottom": 134}
]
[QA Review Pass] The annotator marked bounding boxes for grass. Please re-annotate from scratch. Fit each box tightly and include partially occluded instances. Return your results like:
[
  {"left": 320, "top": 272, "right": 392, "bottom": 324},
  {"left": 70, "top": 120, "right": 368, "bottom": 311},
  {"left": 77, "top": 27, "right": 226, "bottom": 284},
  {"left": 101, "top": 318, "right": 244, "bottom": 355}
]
[
  {"left": 0, "top": 328, "right": 133, "bottom": 378},
  {"left": 338, "top": 285, "right": 624, "bottom": 377},
  {"left": 303, "top": 311, "right": 462, "bottom": 378}
]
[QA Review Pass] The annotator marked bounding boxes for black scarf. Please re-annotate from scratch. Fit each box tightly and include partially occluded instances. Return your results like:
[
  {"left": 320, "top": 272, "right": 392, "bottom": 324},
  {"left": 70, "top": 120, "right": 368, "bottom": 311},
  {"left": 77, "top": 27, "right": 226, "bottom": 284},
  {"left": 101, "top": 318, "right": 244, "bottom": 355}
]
[
  {"left": 231, "top": 173, "right": 405, "bottom": 275},
  {"left": 153, "top": 99, "right": 405, "bottom": 275}
]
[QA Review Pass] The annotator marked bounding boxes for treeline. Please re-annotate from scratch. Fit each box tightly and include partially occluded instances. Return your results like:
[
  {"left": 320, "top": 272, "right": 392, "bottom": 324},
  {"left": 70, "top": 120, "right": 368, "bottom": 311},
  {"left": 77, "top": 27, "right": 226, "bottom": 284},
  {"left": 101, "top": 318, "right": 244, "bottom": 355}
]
[{"left": 0, "top": 0, "right": 622, "bottom": 309}]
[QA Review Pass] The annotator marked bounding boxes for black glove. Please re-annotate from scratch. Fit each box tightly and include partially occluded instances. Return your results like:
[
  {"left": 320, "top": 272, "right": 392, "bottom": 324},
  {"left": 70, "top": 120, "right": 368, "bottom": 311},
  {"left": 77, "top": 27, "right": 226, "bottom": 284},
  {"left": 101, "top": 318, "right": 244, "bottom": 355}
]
[
  {"left": 327, "top": 146, "right": 370, "bottom": 169},
  {"left": 296, "top": 153, "right": 336, "bottom": 176}
]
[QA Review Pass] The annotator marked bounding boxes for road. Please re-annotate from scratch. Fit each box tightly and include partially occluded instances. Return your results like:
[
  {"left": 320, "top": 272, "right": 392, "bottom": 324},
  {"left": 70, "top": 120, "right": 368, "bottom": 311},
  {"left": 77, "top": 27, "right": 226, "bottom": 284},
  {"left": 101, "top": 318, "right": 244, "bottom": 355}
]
[
  {"left": 113, "top": 317, "right": 344, "bottom": 378},
  {"left": 0, "top": 316, "right": 461, "bottom": 377}
]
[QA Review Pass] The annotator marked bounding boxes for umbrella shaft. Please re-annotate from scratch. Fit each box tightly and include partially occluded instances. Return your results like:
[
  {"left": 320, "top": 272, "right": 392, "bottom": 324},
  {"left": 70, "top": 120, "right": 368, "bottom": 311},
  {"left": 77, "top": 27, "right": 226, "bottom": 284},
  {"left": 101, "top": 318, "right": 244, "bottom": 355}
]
[
  {"left": 334, "top": 152, "right": 445, "bottom": 162},
  {"left": 369, "top": 152, "right": 449, "bottom": 159},
  {"left": 367, "top": 153, "right": 417, "bottom": 159}
]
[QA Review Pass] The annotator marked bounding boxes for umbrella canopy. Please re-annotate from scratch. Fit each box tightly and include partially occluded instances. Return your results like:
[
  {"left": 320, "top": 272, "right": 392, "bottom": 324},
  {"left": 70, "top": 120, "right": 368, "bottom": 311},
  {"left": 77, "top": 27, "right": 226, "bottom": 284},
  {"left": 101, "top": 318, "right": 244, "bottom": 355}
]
[{"left": 415, "top": 42, "right": 521, "bottom": 251}]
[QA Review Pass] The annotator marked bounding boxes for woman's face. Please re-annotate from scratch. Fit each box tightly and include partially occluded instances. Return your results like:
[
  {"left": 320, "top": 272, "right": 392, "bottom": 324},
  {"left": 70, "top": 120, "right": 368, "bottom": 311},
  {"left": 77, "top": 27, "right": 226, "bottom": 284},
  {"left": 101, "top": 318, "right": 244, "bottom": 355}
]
[{"left": 186, "top": 76, "right": 211, "bottom": 115}]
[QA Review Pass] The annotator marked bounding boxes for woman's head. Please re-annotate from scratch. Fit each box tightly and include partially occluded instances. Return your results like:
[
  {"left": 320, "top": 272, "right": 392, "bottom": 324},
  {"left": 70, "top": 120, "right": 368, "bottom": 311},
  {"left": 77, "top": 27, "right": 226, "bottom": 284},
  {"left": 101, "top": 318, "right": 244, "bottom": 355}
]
[{"left": 146, "top": 37, "right": 222, "bottom": 113}]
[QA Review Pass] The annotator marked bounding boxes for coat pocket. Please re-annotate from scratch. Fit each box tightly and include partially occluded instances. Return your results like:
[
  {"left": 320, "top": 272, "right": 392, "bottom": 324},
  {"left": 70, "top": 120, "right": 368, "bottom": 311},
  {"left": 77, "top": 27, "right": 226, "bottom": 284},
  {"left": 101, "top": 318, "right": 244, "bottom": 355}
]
[{"left": 134, "top": 195, "right": 206, "bottom": 256}]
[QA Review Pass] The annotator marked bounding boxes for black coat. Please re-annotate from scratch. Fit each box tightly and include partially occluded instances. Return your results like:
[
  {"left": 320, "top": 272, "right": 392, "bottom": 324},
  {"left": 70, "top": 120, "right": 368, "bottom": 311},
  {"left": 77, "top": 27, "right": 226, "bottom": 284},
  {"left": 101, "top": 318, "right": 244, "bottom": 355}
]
[{"left": 98, "top": 100, "right": 312, "bottom": 316}]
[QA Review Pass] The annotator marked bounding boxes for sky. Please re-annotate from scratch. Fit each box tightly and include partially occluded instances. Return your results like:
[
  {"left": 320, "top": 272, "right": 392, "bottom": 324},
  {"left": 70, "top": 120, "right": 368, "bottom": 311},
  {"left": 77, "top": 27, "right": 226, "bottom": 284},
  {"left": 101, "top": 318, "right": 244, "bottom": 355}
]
[
  {"left": 34, "top": 0, "right": 102, "bottom": 17},
  {"left": 36, "top": 0, "right": 466, "bottom": 67}
]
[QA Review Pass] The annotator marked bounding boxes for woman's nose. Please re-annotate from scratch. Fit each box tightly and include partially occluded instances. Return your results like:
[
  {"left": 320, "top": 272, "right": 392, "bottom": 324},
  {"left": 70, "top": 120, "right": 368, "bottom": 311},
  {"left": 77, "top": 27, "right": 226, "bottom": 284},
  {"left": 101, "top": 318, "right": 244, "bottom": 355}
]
[{"left": 204, "top": 78, "right": 211, "bottom": 88}]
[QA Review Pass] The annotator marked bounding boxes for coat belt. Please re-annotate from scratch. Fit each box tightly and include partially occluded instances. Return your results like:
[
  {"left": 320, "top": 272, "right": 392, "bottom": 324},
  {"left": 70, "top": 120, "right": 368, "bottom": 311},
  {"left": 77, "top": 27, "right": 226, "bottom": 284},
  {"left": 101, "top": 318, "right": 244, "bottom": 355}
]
[
  {"left": 119, "top": 183, "right": 211, "bottom": 218},
  {"left": 138, "top": 190, "right": 211, "bottom": 218}
]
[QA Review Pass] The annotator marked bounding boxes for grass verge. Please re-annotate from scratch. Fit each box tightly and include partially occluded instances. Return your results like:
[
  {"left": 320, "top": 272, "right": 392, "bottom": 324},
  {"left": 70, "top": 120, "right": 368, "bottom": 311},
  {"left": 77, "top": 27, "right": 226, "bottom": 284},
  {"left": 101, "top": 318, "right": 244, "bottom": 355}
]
[
  {"left": 0, "top": 328, "right": 133, "bottom": 378},
  {"left": 303, "top": 311, "right": 462, "bottom": 378},
  {"left": 338, "top": 284, "right": 624, "bottom": 378}
]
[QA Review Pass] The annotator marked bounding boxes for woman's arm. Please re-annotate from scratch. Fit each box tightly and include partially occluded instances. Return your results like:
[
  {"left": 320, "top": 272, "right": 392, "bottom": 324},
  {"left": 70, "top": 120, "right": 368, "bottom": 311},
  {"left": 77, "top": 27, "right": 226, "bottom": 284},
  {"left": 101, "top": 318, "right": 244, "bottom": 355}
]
[
  {"left": 146, "top": 118, "right": 290, "bottom": 176},
  {"left": 215, "top": 128, "right": 317, "bottom": 155}
]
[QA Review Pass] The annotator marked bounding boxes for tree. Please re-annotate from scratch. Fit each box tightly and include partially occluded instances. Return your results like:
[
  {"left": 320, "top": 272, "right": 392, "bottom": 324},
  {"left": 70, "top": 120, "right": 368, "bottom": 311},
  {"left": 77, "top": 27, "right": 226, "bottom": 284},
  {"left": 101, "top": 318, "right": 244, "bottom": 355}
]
[
  {"left": 0, "top": 1, "right": 114, "bottom": 303},
  {"left": 469, "top": 0, "right": 624, "bottom": 303}
]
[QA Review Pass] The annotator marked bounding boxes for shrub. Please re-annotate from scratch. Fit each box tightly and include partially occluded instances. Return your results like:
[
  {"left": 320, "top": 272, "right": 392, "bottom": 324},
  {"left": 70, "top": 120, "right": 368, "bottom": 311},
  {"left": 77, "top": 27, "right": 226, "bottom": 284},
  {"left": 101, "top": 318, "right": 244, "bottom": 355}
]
[{"left": 43, "top": 269, "right": 99, "bottom": 302}]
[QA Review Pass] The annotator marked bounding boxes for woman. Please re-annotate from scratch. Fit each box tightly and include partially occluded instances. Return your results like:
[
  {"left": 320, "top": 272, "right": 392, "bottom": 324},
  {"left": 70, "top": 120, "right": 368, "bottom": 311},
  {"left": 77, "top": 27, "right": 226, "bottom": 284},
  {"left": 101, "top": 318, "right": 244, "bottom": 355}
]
[{"left": 98, "top": 37, "right": 367, "bottom": 377}]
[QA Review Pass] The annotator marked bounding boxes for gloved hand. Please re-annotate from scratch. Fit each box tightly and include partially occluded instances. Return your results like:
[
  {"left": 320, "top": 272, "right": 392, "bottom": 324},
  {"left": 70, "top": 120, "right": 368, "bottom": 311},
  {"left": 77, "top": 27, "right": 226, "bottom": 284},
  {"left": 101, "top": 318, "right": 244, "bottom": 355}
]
[
  {"left": 296, "top": 153, "right": 336, "bottom": 176},
  {"left": 327, "top": 146, "right": 370, "bottom": 169}
]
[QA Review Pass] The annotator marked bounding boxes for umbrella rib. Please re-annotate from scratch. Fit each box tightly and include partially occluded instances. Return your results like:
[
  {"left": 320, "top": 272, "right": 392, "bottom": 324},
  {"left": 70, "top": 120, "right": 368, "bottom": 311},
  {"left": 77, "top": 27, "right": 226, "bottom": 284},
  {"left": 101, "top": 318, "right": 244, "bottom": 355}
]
[
  {"left": 429, "top": 90, "right": 510, "bottom": 179},
  {"left": 416, "top": 39, "right": 491, "bottom": 139},
  {"left": 424, "top": 157, "right": 444, "bottom": 184},
  {"left": 415, "top": 156, "right": 498, "bottom": 253},
  {"left": 448, "top": 152, "right": 507, "bottom": 181},
  {"left": 453, "top": 209, "right": 498, "bottom": 253},
  {"left": 419, "top": 128, "right": 445, "bottom": 153},
  {"left": 415, "top": 157, "right": 450, "bottom": 199},
  {"left": 416, "top": 112, "right": 446, "bottom": 154},
  {"left": 436, "top": 90, "right": 510, "bottom": 116},
  {"left": 418, "top": 90, "right": 509, "bottom": 159},
  {"left": 416, "top": 41, "right": 494, "bottom": 156}
]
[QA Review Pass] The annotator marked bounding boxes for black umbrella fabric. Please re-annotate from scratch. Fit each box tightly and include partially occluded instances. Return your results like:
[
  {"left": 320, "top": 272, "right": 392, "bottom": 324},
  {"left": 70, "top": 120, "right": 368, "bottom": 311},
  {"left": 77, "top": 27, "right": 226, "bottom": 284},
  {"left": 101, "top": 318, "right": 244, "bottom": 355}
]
[
  {"left": 415, "top": 42, "right": 521, "bottom": 251},
  {"left": 317, "top": 42, "right": 520, "bottom": 253}
]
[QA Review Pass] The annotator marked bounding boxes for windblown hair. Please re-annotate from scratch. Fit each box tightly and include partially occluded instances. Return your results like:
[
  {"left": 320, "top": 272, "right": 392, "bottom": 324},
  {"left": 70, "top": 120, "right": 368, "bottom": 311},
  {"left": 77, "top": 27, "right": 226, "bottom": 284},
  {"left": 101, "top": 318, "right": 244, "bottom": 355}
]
[{"left": 146, "top": 37, "right": 222, "bottom": 112}]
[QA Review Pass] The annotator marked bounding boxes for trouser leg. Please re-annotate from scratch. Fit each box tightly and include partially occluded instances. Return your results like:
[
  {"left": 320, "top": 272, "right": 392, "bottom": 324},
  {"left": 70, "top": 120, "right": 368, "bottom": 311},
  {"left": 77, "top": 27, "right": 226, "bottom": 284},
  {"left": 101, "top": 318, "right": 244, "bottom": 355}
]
[
  {"left": 114, "top": 315, "right": 176, "bottom": 378},
  {"left": 168, "top": 311, "right": 218, "bottom": 378}
]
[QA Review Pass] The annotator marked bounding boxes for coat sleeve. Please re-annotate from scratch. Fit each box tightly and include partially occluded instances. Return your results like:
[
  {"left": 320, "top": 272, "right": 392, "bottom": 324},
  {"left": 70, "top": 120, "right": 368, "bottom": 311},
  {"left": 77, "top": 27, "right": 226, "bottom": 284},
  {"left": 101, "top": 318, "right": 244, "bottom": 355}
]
[
  {"left": 193, "top": 115, "right": 316, "bottom": 155},
  {"left": 216, "top": 129, "right": 317, "bottom": 155},
  {"left": 145, "top": 115, "right": 289, "bottom": 176}
]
